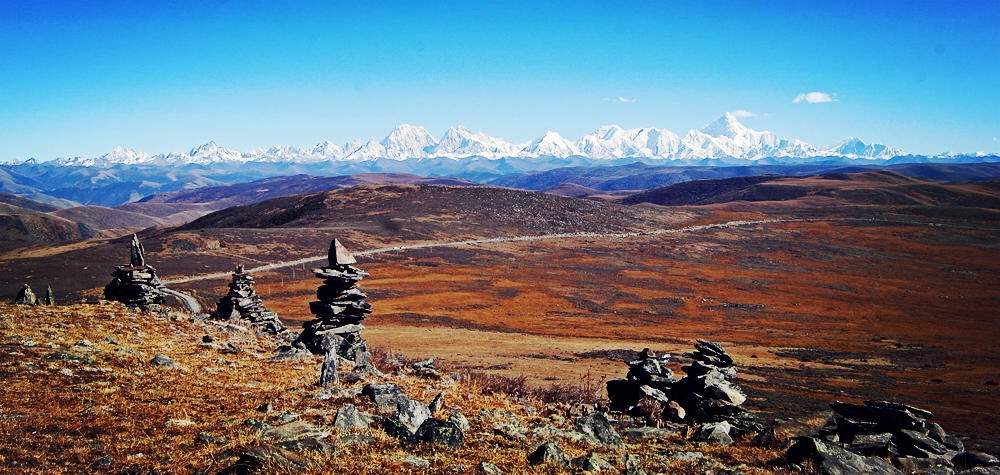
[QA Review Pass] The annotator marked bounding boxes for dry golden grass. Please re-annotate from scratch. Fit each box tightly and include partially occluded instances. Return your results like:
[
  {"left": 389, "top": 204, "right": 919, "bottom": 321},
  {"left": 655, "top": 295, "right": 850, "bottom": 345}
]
[{"left": 0, "top": 302, "right": 787, "bottom": 474}]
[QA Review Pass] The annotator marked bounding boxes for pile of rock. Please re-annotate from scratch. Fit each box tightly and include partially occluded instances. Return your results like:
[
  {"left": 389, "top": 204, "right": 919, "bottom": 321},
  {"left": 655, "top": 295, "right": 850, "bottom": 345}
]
[
  {"left": 14, "top": 284, "right": 54, "bottom": 305},
  {"left": 211, "top": 264, "right": 286, "bottom": 335},
  {"left": 14, "top": 284, "right": 37, "bottom": 305},
  {"left": 787, "top": 400, "right": 999, "bottom": 473},
  {"left": 291, "top": 239, "right": 373, "bottom": 368},
  {"left": 103, "top": 234, "right": 166, "bottom": 311},
  {"left": 607, "top": 340, "right": 759, "bottom": 441}
]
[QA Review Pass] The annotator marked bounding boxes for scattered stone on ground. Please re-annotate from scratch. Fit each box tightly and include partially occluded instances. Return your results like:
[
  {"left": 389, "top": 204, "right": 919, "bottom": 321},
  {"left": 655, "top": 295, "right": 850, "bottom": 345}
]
[
  {"left": 102, "top": 234, "right": 167, "bottom": 311},
  {"left": 211, "top": 264, "right": 286, "bottom": 335}
]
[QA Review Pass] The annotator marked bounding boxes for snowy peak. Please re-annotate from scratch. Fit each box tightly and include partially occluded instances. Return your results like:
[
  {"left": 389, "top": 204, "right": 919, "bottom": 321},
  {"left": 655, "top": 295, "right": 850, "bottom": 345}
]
[
  {"left": 832, "top": 137, "right": 902, "bottom": 159},
  {"left": 23, "top": 114, "right": 915, "bottom": 166},
  {"left": 700, "top": 112, "right": 752, "bottom": 138},
  {"left": 523, "top": 131, "right": 579, "bottom": 158},
  {"left": 578, "top": 125, "right": 681, "bottom": 159},
  {"left": 310, "top": 140, "right": 345, "bottom": 160},
  {"left": 187, "top": 141, "right": 243, "bottom": 163},
  {"left": 381, "top": 124, "right": 438, "bottom": 160},
  {"left": 345, "top": 137, "right": 386, "bottom": 161},
  {"left": 102, "top": 146, "right": 152, "bottom": 164},
  {"left": 431, "top": 126, "right": 519, "bottom": 158}
]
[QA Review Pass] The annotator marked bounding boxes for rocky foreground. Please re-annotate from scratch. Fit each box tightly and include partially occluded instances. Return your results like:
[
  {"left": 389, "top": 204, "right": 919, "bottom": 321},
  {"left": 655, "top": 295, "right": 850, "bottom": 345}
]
[{"left": 1, "top": 302, "right": 998, "bottom": 474}]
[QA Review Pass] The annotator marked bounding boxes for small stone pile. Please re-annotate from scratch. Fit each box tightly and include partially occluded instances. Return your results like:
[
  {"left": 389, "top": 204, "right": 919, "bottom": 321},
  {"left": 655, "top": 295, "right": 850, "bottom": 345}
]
[
  {"left": 212, "top": 264, "right": 286, "bottom": 335},
  {"left": 14, "top": 283, "right": 37, "bottom": 305},
  {"left": 787, "top": 400, "right": 999, "bottom": 473},
  {"left": 607, "top": 340, "right": 759, "bottom": 439},
  {"left": 103, "top": 234, "right": 166, "bottom": 311},
  {"left": 291, "top": 239, "right": 373, "bottom": 368}
]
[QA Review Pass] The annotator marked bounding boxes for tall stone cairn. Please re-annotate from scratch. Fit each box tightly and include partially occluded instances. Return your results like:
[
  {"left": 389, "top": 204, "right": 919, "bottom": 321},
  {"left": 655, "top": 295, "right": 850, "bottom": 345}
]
[
  {"left": 103, "top": 234, "right": 166, "bottom": 311},
  {"left": 212, "top": 264, "right": 286, "bottom": 335},
  {"left": 292, "top": 239, "right": 373, "bottom": 368}
]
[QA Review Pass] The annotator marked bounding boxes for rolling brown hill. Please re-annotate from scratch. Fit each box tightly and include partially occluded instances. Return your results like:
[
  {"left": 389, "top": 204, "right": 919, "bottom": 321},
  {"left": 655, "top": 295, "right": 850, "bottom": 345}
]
[
  {"left": 622, "top": 171, "right": 1000, "bottom": 210},
  {"left": 51, "top": 205, "right": 165, "bottom": 233},
  {"left": 540, "top": 182, "right": 603, "bottom": 198},
  {"left": 0, "top": 192, "right": 60, "bottom": 212},
  {"left": 179, "top": 184, "right": 678, "bottom": 238},
  {"left": 140, "top": 173, "right": 477, "bottom": 208},
  {"left": 0, "top": 214, "right": 99, "bottom": 254}
]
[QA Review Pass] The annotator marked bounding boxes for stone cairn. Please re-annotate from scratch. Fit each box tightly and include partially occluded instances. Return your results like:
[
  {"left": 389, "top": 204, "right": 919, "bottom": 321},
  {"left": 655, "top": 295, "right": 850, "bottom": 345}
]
[
  {"left": 14, "top": 284, "right": 37, "bottom": 305},
  {"left": 291, "top": 239, "right": 374, "bottom": 382},
  {"left": 786, "top": 400, "right": 1000, "bottom": 473},
  {"left": 211, "top": 264, "right": 286, "bottom": 335},
  {"left": 607, "top": 340, "right": 760, "bottom": 438},
  {"left": 103, "top": 234, "right": 166, "bottom": 311}
]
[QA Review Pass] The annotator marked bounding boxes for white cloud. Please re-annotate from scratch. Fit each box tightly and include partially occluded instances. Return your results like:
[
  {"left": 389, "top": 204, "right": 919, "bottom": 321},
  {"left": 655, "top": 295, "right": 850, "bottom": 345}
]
[
  {"left": 793, "top": 92, "right": 837, "bottom": 103},
  {"left": 730, "top": 109, "right": 757, "bottom": 118},
  {"left": 617, "top": 96, "right": 637, "bottom": 103}
]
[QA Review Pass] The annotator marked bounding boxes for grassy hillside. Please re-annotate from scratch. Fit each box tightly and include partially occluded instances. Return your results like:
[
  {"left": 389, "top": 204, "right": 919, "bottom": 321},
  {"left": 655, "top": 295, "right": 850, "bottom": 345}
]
[{"left": 0, "top": 302, "right": 784, "bottom": 474}]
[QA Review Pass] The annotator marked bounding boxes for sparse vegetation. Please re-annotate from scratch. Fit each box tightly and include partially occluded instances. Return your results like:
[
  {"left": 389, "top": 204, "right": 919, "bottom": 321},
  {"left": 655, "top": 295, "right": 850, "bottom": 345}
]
[{"left": 0, "top": 302, "right": 789, "bottom": 474}]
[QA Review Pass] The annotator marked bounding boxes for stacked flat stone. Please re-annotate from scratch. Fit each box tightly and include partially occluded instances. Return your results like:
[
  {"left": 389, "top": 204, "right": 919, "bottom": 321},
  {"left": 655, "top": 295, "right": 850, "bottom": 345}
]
[
  {"left": 786, "top": 400, "right": 1000, "bottom": 473},
  {"left": 292, "top": 239, "right": 373, "bottom": 366},
  {"left": 212, "top": 264, "right": 286, "bottom": 335},
  {"left": 607, "top": 340, "right": 759, "bottom": 436},
  {"left": 103, "top": 234, "right": 166, "bottom": 311}
]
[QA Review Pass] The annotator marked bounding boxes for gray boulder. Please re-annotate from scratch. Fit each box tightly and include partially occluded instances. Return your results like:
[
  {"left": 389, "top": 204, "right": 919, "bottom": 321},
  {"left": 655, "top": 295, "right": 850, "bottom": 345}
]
[
  {"left": 333, "top": 404, "right": 371, "bottom": 431},
  {"left": 476, "top": 461, "right": 503, "bottom": 474},
  {"left": 787, "top": 436, "right": 903, "bottom": 475},
  {"left": 527, "top": 441, "right": 570, "bottom": 468},
  {"left": 394, "top": 398, "right": 432, "bottom": 436},
  {"left": 623, "top": 453, "right": 647, "bottom": 475},
  {"left": 414, "top": 418, "right": 465, "bottom": 448},
  {"left": 361, "top": 383, "right": 408, "bottom": 409},
  {"left": 573, "top": 412, "right": 625, "bottom": 448},
  {"left": 149, "top": 354, "right": 177, "bottom": 368},
  {"left": 449, "top": 411, "right": 471, "bottom": 433},
  {"left": 696, "top": 421, "right": 734, "bottom": 446},
  {"left": 571, "top": 453, "right": 615, "bottom": 473}
]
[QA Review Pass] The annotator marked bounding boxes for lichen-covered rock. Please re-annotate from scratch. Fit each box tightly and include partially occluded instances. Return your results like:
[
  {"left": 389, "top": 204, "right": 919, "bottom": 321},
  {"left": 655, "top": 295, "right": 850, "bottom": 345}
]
[
  {"left": 527, "top": 441, "right": 570, "bottom": 468},
  {"left": 414, "top": 418, "right": 465, "bottom": 448}
]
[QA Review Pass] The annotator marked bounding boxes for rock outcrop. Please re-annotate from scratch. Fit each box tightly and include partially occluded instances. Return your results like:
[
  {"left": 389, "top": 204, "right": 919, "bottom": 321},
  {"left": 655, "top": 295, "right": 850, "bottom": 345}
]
[
  {"left": 103, "top": 234, "right": 166, "bottom": 311},
  {"left": 211, "top": 264, "right": 286, "bottom": 335}
]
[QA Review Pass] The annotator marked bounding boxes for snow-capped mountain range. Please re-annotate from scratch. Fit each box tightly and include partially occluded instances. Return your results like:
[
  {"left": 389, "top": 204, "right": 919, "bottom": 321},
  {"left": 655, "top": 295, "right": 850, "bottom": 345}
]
[{"left": 40, "top": 113, "right": 907, "bottom": 167}]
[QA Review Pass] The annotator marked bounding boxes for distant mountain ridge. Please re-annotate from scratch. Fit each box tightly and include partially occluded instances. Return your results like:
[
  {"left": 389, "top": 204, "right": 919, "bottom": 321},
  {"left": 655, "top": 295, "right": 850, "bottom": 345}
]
[{"left": 10, "top": 113, "right": 941, "bottom": 167}]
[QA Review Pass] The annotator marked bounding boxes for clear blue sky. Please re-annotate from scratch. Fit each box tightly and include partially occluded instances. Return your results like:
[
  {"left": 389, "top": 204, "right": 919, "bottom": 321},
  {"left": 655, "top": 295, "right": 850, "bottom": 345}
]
[{"left": 1, "top": 0, "right": 997, "bottom": 160}]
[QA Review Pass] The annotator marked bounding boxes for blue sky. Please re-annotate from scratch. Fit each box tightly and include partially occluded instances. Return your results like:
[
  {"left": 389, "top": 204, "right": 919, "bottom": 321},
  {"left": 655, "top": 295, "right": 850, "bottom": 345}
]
[{"left": 1, "top": 0, "right": 997, "bottom": 160}]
